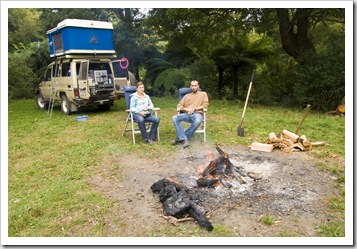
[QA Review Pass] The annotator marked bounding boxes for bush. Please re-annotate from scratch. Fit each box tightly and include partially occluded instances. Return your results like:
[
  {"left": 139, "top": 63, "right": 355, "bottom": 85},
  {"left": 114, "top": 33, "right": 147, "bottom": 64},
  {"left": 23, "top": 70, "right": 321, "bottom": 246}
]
[
  {"left": 8, "top": 46, "right": 36, "bottom": 100},
  {"left": 8, "top": 41, "right": 50, "bottom": 101},
  {"left": 189, "top": 57, "right": 218, "bottom": 97}
]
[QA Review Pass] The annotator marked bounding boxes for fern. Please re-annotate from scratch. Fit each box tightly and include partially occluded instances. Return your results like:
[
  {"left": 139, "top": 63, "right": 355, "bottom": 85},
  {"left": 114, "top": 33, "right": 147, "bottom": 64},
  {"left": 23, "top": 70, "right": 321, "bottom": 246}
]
[
  {"left": 146, "top": 58, "right": 175, "bottom": 74},
  {"left": 154, "top": 68, "right": 189, "bottom": 95}
]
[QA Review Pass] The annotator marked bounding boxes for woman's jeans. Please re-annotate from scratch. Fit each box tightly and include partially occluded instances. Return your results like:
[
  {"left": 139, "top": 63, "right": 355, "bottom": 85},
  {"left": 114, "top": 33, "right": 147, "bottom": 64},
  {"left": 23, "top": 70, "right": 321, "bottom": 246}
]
[
  {"left": 133, "top": 113, "right": 160, "bottom": 141},
  {"left": 172, "top": 112, "right": 203, "bottom": 142}
]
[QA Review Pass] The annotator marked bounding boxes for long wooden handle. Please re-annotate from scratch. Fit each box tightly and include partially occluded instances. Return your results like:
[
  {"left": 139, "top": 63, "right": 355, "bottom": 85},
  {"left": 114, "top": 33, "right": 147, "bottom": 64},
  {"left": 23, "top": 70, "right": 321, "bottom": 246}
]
[
  {"left": 295, "top": 104, "right": 311, "bottom": 134},
  {"left": 240, "top": 69, "right": 256, "bottom": 120},
  {"left": 241, "top": 81, "right": 253, "bottom": 120}
]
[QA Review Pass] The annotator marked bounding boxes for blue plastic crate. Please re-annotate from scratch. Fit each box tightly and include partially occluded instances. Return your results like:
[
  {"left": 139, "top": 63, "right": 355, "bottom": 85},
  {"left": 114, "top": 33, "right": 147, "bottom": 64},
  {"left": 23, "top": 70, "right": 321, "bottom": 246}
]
[
  {"left": 47, "top": 19, "right": 115, "bottom": 57},
  {"left": 76, "top": 115, "right": 88, "bottom": 122}
]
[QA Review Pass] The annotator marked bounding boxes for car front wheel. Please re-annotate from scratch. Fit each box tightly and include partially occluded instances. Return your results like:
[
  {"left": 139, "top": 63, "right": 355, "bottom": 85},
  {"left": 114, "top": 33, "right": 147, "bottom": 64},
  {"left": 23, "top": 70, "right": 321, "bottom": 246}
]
[{"left": 36, "top": 93, "right": 49, "bottom": 110}]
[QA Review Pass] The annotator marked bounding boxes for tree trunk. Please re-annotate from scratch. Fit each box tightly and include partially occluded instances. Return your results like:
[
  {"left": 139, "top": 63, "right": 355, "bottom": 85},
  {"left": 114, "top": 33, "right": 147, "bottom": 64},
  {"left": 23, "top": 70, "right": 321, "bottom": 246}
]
[
  {"left": 218, "top": 66, "right": 224, "bottom": 98},
  {"left": 276, "top": 8, "right": 315, "bottom": 65},
  {"left": 232, "top": 65, "right": 239, "bottom": 99}
]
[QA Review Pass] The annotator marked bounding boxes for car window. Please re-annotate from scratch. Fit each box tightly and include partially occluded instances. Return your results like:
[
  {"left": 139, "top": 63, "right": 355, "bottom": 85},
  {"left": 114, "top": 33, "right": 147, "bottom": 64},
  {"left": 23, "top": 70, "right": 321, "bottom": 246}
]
[
  {"left": 46, "top": 68, "right": 52, "bottom": 81},
  {"left": 61, "top": 63, "right": 70, "bottom": 77}
]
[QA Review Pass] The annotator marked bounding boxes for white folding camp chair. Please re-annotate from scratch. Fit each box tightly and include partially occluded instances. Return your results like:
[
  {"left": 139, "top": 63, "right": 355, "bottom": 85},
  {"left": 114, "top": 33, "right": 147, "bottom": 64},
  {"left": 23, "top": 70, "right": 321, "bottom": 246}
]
[
  {"left": 178, "top": 88, "right": 207, "bottom": 142},
  {"left": 122, "top": 86, "right": 160, "bottom": 144}
]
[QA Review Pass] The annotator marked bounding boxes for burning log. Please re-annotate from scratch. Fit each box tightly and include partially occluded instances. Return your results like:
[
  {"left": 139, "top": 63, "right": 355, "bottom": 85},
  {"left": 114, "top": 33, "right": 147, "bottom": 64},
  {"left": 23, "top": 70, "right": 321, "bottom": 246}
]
[
  {"left": 202, "top": 153, "right": 229, "bottom": 177},
  {"left": 151, "top": 177, "right": 213, "bottom": 231},
  {"left": 197, "top": 147, "right": 248, "bottom": 188},
  {"left": 215, "top": 146, "right": 246, "bottom": 177},
  {"left": 196, "top": 178, "right": 219, "bottom": 188}
]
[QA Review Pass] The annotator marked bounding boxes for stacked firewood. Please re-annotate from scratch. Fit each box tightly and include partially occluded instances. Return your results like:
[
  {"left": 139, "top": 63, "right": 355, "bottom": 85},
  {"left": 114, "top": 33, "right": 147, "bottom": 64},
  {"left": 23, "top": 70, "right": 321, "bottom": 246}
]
[{"left": 251, "top": 129, "right": 326, "bottom": 153}]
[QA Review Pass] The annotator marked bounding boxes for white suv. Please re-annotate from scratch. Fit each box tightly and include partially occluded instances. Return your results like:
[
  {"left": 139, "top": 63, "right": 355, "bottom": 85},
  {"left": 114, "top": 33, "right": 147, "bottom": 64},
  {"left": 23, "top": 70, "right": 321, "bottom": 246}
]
[{"left": 35, "top": 55, "right": 136, "bottom": 115}]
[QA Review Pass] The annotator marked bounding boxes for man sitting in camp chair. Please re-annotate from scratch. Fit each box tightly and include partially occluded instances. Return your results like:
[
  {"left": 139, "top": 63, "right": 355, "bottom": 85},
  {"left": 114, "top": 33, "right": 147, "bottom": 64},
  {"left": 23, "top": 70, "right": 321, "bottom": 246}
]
[{"left": 171, "top": 80, "right": 209, "bottom": 149}]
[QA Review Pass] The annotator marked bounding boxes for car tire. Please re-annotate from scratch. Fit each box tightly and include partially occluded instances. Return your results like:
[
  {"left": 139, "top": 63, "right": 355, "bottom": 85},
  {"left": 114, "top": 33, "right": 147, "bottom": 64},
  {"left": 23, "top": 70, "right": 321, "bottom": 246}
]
[
  {"left": 60, "top": 95, "right": 72, "bottom": 115},
  {"left": 98, "top": 104, "right": 110, "bottom": 111},
  {"left": 36, "top": 93, "right": 49, "bottom": 110}
]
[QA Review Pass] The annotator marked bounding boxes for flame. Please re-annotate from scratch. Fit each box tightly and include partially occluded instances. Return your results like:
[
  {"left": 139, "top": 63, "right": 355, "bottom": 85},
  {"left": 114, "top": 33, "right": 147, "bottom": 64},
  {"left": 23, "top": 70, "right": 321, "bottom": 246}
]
[{"left": 197, "top": 152, "right": 218, "bottom": 178}]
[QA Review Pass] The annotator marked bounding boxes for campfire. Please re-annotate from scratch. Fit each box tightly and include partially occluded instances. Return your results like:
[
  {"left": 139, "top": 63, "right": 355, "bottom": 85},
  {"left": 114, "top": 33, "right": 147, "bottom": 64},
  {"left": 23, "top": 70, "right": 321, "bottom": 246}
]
[{"left": 151, "top": 147, "right": 261, "bottom": 231}]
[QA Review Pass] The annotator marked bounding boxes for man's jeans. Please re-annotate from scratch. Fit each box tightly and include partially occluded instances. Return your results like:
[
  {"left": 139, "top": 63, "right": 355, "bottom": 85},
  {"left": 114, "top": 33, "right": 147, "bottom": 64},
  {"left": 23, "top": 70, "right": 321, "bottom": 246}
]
[
  {"left": 172, "top": 112, "right": 203, "bottom": 141},
  {"left": 133, "top": 113, "right": 160, "bottom": 141}
]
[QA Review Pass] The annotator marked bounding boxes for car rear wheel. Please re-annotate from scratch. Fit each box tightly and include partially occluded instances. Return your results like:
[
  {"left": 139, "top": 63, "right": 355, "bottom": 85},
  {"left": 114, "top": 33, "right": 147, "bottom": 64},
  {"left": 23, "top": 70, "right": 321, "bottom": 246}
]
[
  {"left": 98, "top": 104, "right": 110, "bottom": 111},
  {"left": 60, "top": 95, "right": 72, "bottom": 115},
  {"left": 36, "top": 93, "right": 49, "bottom": 110}
]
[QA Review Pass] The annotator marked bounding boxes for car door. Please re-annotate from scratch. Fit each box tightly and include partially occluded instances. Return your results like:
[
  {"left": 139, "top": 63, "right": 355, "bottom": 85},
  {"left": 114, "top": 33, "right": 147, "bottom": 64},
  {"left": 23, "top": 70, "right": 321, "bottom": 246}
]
[
  {"left": 40, "top": 65, "right": 54, "bottom": 99},
  {"left": 111, "top": 59, "right": 130, "bottom": 94},
  {"left": 78, "top": 60, "right": 90, "bottom": 98}
]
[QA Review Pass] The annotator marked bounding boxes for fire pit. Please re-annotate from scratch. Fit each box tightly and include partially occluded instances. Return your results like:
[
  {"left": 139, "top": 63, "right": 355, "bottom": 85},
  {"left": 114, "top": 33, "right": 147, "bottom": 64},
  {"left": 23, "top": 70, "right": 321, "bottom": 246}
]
[
  {"left": 151, "top": 147, "right": 262, "bottom": 231},
  {"left": 89, "top": 143, "right": 337, "bottom": 237}
]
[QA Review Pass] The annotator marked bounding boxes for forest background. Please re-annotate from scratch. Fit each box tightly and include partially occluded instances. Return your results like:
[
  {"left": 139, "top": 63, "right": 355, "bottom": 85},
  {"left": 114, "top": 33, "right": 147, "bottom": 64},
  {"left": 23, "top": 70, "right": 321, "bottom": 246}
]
[{"left": 7, "top": 6, "right": 346, "bottom": 112}]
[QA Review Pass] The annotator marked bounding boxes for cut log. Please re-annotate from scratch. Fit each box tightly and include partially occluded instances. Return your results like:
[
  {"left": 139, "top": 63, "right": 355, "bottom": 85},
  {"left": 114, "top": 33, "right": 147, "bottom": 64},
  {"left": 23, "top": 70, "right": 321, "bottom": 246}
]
[
  {"left": 299, "top": 134, "right": 307, "bottom": 142},
  {"left": 304, "top": 144, "right": 313, "bottom": 151},
  {"left": 310, "top": 141, "right": 326, "bottom": 146},
  {"left": 281, "top": 146, "right": 293, "bottom": 153},
  {"left": 299, "top": 135, "right": 311, "bottom": 147},
  {"left": 282, "top": 138, "right": 293, "bottom": 147},
  {"left": 292, "top": 142, "right": 305, "bottom": 151},
  {"left": 269, "top": 132, "right": 279, "bottom": 143},
  {"left": 282, "top": 130, "right": 299, "bottom": 142},
  {"left": 251, "top": 142, "right": 274, "bottom": 153}
]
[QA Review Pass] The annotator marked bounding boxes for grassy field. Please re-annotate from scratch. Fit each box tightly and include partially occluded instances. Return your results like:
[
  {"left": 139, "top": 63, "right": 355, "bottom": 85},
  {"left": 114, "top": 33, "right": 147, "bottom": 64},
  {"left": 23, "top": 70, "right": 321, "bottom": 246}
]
[{"left": 6, "top": 96, "right": 346, "bottom": 238}]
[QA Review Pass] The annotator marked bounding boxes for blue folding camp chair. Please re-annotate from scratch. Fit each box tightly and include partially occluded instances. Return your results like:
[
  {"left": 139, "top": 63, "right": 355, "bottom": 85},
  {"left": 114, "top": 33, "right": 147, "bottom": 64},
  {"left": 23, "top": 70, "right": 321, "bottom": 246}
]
[
  {"left": 178, "top": 88, "right": 207, "bottom": 142},
  {"left": 122, "top": 86, "right": 160, "bottom": 144}
]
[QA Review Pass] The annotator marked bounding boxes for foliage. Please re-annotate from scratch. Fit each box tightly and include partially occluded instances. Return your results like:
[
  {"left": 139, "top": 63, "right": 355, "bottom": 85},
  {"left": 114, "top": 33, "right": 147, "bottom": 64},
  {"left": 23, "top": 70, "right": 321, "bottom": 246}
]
[
  {"left": 6, "top": 8, "right": 346, "bottom": 113},
  {"left": 188, "top": 57, "right": 218, "bottom": 97},
  {"left": 38, "top": 8, "right": 104, "bottom": 32},
  {"left": 8, "top": 53, "right": 35, "bottom": 100},
  {"left": 144, "top": 58, "right": 175, "bottom": 86},
  {"left": 8, "top": 41, "right": 51, "bottom": 100},
  {"left": 252, "top": 54, "right": 299, "bottom": 106},
  {"left": 292, "top": 24, "right": 345, "bottom": 112},
  {"left": 8, "top": 9, "right": 43, "bottom": 52},
  {"left": 317, "top": 222, "right": 345, "bottom": 237},
  {"left": 211, "top": 33, "right": 273, "bottom": 98},
  {"left": 153, "top": 68, "right": 189, "bottom": 96},
  {"left": 261, "top": 215, "right": 275, "bottom": 225}
]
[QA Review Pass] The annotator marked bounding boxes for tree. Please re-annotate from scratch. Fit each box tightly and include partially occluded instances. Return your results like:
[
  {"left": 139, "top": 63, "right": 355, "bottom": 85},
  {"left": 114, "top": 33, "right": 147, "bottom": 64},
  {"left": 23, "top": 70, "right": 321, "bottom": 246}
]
[
  {"left": 246, "top": 8, "right": 345, "bottom": 65},
  {"left": 8, "top": 9, "right": 43, "bottom": 52},
  {"left": 211, "top": 34, "right": 272, "bottom": 98},
  {"left": 276, "top": 8, "right": 315, "bottom": 64},
  {"left": 107, "top": 8, "right": 160, "bottom": 81}
]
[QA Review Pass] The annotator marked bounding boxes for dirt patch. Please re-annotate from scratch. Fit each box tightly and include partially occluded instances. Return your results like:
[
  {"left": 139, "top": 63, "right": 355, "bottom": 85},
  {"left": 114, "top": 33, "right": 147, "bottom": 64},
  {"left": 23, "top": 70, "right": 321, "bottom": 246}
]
[{"left": 88, "top": 143, "right": 340, "bottom": 237}]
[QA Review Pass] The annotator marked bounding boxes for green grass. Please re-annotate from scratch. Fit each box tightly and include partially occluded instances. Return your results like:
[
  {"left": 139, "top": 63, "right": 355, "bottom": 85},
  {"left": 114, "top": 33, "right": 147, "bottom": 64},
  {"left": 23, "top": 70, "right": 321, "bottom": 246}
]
[
  {"left": 261, "top": 215, "right": 275, "bottom": 225},
  {"left": 6, "top": 97, "right": 346, "bottom": 237}
]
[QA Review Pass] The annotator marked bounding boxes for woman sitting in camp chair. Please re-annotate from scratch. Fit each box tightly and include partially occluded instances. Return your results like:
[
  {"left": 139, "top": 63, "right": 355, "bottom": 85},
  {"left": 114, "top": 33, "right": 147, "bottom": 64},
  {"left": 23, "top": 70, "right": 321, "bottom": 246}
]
[{"left": 130, "top": 81, "right": 160, "bottom": 145}]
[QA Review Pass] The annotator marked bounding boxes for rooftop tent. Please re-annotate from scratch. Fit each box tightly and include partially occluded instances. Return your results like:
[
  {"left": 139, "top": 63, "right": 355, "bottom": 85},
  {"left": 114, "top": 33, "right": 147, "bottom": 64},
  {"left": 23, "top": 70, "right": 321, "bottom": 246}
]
[{"left": 47, "top": 19, "right": 116, "bottom": 57}]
